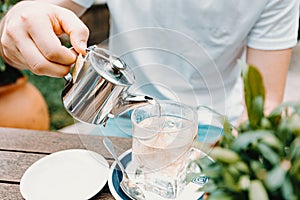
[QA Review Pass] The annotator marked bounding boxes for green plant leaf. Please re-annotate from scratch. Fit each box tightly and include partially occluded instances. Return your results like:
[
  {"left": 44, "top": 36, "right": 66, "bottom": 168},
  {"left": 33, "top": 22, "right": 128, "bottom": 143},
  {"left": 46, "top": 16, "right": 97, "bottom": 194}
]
[
  {"left": 260, "top": 134, "right": 282, "bottom": 152},
  {"left": 260, "top": 117, "right": 272, "bottom": 129},
  {"left": 290, "top": 157, "right": 300, "bottom": 180},
  {"left": 282, "top": 178, "right": 296, "bottom": 200},
  {"left": 290, "top": 136, "right": 300, "bottom": 160},
  {"left": 231, "top": 130, "right": 272, "bottom": 151},
  {"left": 206, "top": 62, "right": 300, "bottom": 199},
  {"left": 210, "top": 147, "right": 240, "bottom": 164},
  {"left": 227, "top": 165, "right": 241, "bottom": 179},
  {"left": 207, "top": 190, "right": 233, "bottom": 200},
  {"left": 268, "top": 101, "right": 300, "bottom": 130},
  {"left": 238, "top": 175, "right": 250, "bottom": 190},
  {"left": 234, "top": 161, "right": 250, "bottom": 174},
  {"left": 269, "top": 101, "right": 300, "bottom": 117},
  {"left": 248, "top": 180, "right": 269, "bottom": 200},
  {"left": 223, "top": 169, "right": 240, "bottom": 192},
  {"left": 250, "top": 160, "right": 266, "bottom": 180},
  {"left": 241, "top": 63, "right": 265, "bottom": 129},
  {"left": 285, "top": 114, "right": 300, "bottom": 135},
  {"left": 251, "top": 95, "right": 265, "bottom": 126},
  {"left": 201, "top": 179, "right": 218, "bottom": 194},
  {"left": 277, "top": 118, "right": 293, "bottom": 145},
  {"left": 264, "top": 165, "right": 287, "bottom": 191},
  {"left": 257, "top": 142, "right": 280, "bottom": 165},
  {"left": 203, "top": 163, "right": 223, "bottom": 179}
]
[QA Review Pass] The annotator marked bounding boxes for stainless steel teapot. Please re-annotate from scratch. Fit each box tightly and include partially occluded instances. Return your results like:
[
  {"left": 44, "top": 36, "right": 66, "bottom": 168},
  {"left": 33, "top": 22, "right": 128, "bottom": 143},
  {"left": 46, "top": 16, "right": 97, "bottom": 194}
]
[{"left": 62, "top": 45, "right": 154, "bottom": 126}]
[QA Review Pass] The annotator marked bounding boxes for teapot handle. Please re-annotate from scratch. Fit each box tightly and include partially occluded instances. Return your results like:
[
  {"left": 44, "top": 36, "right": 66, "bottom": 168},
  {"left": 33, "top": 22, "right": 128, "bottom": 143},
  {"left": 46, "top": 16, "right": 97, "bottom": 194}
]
[
  {"left": 63, "top": 52, "right": 85, "bottom": 84},
  {"left": 63, "top": 47, "right": 86, "bottom": 83},
  {"left": 64, "top": 73, "right": 73, "bottom": 82}
]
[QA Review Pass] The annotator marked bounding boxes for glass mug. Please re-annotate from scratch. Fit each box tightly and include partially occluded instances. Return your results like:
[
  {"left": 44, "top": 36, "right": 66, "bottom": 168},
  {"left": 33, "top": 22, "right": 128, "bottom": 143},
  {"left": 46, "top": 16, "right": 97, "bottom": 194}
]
[{"left": 130, "top": 100, "right": 198, "bottom": 198}]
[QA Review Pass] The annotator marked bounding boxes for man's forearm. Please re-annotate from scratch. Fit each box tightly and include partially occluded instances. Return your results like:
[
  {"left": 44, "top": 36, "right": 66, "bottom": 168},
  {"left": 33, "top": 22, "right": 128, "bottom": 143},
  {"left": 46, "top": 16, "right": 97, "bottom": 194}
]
[{"left": 246, "top": 47, "right": 292, "bottom": 114}]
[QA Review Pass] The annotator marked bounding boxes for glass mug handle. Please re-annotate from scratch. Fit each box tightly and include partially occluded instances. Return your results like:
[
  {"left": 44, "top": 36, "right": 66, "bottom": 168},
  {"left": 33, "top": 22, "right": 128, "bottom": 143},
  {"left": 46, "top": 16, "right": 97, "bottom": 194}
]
[{"left": 185, "top": 105, "right": 234, "bottom": 187}]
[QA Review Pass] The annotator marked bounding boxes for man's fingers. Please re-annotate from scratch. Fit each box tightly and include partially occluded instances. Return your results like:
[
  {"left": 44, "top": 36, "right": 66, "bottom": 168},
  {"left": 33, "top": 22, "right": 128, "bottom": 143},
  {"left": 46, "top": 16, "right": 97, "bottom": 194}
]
[
  {"left": 0, "top": 1, "right": 88, "bottom": 77},
  {"left": 57, "top": 9, "right": 89, "bottom": 55},
  {"left": 26, "top": 18, "right": 77, "bottom": 65},
  {"left": 17, "top": 35, "right": 72, "bottom": 77}
]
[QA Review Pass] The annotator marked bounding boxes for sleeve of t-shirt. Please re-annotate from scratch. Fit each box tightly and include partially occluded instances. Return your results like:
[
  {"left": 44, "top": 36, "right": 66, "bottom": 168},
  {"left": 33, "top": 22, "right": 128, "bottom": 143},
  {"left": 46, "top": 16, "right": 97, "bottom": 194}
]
[
  {"left": 247, "top": 0, "right": 299, "bottom": 50},
  {"left": 72, "top": 0, "right": 95, "bottom": 8}
]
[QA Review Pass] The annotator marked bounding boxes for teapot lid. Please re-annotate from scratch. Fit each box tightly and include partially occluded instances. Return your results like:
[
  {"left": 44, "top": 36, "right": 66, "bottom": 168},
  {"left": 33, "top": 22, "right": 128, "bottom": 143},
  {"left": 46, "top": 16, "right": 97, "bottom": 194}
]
[{"left": 88, "top": 46, "right": 135, "bottom": 86}]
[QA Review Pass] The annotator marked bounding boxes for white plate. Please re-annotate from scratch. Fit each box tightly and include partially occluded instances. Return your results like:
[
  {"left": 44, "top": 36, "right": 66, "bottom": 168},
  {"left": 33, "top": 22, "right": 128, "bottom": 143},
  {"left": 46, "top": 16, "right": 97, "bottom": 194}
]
[
  {"left": 20, "top": 149, "right": 109, "bottom": 200},
  {"left": 108, "top": 149, "right": 206, "bottom": 200}
]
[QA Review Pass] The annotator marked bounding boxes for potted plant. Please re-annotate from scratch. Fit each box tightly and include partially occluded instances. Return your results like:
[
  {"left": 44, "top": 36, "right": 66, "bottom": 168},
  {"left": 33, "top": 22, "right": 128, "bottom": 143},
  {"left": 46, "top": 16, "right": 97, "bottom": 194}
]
[
  {"left": 0, "top": 0, "right": 50, "bottom": 130},
  {"left": 195, "top": 64, "right": 300, "bottom": 200}
]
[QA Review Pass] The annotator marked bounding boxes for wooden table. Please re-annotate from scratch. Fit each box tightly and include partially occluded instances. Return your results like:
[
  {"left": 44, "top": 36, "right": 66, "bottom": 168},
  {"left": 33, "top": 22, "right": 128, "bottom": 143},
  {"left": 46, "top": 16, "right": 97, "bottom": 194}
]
[{"left": 0, "top": 127, "right": 132, "bottom": 200}]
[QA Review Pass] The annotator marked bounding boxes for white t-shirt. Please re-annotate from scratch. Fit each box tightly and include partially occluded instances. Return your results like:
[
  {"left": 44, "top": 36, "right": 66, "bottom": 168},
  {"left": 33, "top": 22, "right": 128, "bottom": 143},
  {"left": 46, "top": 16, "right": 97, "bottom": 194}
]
[{"left": 73, "top": 0, "right": 299, "bottom": 123}]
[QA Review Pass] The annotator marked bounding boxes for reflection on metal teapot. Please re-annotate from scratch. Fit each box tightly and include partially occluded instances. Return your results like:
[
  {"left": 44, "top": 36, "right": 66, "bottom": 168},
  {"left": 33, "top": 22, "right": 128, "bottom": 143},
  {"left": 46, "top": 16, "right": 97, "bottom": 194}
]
[{"left": 62, "top": 45, "right": 154, "bottom": 126}]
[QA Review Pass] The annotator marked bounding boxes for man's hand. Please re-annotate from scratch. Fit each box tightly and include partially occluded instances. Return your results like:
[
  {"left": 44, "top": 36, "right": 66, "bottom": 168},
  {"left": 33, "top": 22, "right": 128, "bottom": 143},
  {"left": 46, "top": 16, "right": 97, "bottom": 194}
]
[{"left": 0, "top": 1, "right": 89, "bottom": 77}]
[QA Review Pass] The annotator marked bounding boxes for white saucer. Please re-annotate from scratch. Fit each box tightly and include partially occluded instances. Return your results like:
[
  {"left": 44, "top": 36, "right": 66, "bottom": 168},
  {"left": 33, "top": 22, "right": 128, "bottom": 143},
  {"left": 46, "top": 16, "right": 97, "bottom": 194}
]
[{"left": 20, "top": 149, "right": 109, "bottom": 200}]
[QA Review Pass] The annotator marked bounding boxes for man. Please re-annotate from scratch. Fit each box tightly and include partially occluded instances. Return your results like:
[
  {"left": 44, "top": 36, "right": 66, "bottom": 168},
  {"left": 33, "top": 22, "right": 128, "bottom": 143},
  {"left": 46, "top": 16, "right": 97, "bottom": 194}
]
[{"left": 0, "top": 0, "right": 298, "bottom": 136}]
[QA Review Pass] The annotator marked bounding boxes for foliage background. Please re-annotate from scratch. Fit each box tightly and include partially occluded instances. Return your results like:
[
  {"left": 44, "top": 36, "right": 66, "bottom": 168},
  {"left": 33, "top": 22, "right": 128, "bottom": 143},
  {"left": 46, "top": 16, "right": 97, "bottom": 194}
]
[{"left": 23, "top": 71, "right": 74, "bottom": 130}]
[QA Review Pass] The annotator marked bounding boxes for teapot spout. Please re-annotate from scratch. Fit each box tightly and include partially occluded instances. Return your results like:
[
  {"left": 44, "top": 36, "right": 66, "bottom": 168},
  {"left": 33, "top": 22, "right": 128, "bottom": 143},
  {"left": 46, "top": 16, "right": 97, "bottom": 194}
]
[{"left": 111, "top": 92, "right": 156, "bottom": 117}]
